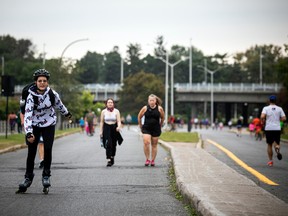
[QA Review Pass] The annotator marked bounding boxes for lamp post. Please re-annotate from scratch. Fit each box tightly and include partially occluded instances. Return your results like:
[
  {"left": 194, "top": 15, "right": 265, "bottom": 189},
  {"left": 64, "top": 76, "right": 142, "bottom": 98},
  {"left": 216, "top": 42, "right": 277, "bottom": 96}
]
[
  {"left": 170, "top": 56, "right": 188, "bottom": 116},
  {"left": 189, "top": 39, "right": 192, "bottom": 86},
  {"left": 58, "top": 38, "right": 88, "bottom": 129},
  {"left": 198, "top": 65, "right": 221, "bottom": 125},
  {"left": 60, "top": 38, "right": 89, "bottom": 65},
  {"left": 259, "top": 47, "right": 263, "bottom": 85}
]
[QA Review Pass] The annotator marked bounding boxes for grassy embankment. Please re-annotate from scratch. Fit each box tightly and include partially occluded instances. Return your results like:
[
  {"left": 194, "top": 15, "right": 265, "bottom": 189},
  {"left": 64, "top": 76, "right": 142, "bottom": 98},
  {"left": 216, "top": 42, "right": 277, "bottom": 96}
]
[{"left": 0, "top": 128, "right": 81, "bottom": 150}]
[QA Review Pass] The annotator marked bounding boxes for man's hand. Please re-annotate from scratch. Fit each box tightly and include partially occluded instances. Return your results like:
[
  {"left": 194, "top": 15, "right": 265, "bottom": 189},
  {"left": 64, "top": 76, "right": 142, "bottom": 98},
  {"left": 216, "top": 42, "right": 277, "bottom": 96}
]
[
  {"left": 26, "top": 132, "right": 35, "bottom": 144},
  {"left": 65, "top": 112, "right": 72, "bottom": 119}
]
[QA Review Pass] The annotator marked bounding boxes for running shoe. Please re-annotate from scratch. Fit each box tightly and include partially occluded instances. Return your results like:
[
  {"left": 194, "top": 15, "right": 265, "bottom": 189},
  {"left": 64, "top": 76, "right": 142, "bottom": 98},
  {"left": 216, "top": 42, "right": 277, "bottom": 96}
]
[
  {"left": 145, "top": 159, "right": 150, "bottom": 166},
  {"left": 275, "top": 147, "right": 282, "bottom": 160},
  {"left": 151, "top": 160, "right": 155, "bottom": 167},
  {"left": 267, "top": 161, "right": 273, "bottom": 167}
]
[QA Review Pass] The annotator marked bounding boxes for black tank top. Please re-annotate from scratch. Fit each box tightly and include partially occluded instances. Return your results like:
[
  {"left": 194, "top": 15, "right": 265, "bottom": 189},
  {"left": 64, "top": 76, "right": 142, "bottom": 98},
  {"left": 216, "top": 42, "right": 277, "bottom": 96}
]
[{"left": 143, "top": 105, "right": 160, "bottom": 126}]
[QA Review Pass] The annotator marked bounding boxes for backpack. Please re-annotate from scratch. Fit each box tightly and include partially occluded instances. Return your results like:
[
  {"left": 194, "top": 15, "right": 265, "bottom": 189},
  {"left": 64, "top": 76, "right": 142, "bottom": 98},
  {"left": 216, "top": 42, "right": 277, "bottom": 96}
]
[{"left": 20, "top": 82, "right": 55, "bottom": 114}]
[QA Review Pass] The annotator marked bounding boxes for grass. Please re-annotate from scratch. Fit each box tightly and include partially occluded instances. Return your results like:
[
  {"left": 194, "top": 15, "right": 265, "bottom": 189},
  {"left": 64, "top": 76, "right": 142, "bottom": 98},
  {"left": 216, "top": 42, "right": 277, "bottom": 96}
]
[
  {"left": 160, "top": 131, "right": 199, "bottom": 143},
  {"left": 0, "top": 128, "right": 81, "bottom": 150}
]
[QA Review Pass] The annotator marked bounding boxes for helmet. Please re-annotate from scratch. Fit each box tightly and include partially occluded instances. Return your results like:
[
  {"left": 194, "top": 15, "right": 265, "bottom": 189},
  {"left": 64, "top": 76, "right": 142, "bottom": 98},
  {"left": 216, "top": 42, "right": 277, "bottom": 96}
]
[{"left": 33, "top": 69, "right": 50, "bottom": 80}]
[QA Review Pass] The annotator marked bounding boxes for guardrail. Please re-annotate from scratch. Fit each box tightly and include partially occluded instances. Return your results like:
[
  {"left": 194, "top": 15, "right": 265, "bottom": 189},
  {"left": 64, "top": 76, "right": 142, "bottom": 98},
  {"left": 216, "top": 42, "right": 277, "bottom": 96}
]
[
  {"left": 14, "top": 83, "right": 281, "bottom": 94},
  {"left": 174, "top": 83, "right": 281, "bottom": 92}
]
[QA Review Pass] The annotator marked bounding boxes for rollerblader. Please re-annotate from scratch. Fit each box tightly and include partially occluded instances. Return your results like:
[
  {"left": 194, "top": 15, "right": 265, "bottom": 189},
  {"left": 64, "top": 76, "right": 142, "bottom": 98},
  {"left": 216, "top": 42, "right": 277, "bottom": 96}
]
[{"left": 16, "top": 69, "right": 72, "bottom": 194}]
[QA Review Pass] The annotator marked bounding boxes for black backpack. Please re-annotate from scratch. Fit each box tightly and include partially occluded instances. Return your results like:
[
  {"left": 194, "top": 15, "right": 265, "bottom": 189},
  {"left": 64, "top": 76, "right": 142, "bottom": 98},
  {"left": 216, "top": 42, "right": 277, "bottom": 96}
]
[{"left": 20, "top": 83, "right": 55, "bottom": 114}]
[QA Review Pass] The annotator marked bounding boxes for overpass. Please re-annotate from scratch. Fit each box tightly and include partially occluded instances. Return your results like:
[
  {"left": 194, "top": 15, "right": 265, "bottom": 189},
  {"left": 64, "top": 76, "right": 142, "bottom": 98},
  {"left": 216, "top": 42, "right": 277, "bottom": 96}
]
[{"left": 14, "top": 82, "right": 282, "bottom": 125}]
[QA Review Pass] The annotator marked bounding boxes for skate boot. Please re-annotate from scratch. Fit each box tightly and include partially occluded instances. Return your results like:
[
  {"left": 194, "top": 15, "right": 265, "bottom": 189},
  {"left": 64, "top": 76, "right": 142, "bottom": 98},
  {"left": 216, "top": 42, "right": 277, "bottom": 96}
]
[
  {"left": 42, "top": 176, "right": 51, "bottom": 194},
  {"left": 16, "top": 175, "right": 34, "bottom": 194}
]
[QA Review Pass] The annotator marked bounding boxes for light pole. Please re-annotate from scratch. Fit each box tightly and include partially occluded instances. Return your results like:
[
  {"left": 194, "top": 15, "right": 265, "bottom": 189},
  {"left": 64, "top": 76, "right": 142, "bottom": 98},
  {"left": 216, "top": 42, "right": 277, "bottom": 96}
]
[
  {"left": 198, "top": 65, "right": 221, "bottom": 125},
  {"left": 1, "top": 56, "right": 4, "bottom": 76},
  {"left": 60, "top": 38, "right": 89, "bottom": 65},
  {"left": 170, "top": 56, "right": 188, "bottom": 116},
  {"left": 259, "top": 47, "right": 263, "bottom": 85},
  {"left": 58, "top": 38, "right": 88, "bottom": 129},
  {"left": 189, "top": 39, "right": 192, "bottom": 86}
]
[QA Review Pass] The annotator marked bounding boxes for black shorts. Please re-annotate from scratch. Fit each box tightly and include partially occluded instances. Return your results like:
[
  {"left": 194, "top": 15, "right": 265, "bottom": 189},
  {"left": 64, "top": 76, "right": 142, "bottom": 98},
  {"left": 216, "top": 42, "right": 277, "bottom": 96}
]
[
  {"left": 142, "top": 125, "right": 161, "bottom": 137},
  {"left": 265, "top": 130, "right": 281, "bottom": 145}
]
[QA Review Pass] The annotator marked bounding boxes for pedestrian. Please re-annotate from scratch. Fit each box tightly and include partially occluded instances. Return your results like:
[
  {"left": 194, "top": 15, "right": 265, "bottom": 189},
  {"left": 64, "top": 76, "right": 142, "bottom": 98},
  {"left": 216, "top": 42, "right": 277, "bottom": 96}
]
[
  {"left": 236, "top": 116, "right": 243, "bottom": 137},
  {"left": 99, "top": 98, "right": 123, "bottom": 167},
  {"left": 137, "top": 94, "right": 165, "bottom": 167},
  {"left": 261, "top": 95, "right": 286, "bottom": 167},
  {"left": 16, "top": 69, "right": 72, "bottom": 194},
  {"left": 85, "top": 110, "right": 96, "bottom": 136},
  {"left": 7, "top": 111, "right": 17, "bottom": 134},
  {"left": 16, "top": 110, "right": 22, "bottom": 133},
  {"left": 126, "top": 113, "right": 132, "bottom": 130},
  {"left": 79, "top": 117, "right": 85, "bottom": 133}
]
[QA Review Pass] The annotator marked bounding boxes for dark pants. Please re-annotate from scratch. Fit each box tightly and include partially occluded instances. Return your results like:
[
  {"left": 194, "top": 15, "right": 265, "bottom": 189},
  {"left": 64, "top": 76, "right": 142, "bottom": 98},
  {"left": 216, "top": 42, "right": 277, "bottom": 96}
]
[
  {"left": 25, "top": 125, "right": 55, "bottom": 179},
  {"left": 103, "top": 123, "right": 117, "bottom": 159}
]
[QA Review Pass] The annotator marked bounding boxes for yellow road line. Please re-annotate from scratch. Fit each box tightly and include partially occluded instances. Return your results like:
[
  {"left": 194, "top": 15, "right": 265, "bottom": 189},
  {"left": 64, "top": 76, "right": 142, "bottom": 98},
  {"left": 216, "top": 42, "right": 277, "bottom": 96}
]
[{"left": 206, "top": 139, "right": 278, "bottom": 186}]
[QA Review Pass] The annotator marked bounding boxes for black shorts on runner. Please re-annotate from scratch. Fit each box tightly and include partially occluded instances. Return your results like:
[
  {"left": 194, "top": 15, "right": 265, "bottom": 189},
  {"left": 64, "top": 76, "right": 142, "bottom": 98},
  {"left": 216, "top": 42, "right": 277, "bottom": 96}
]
[
  {"left": 265, "top": 130, "right": 281, "bottom": 145},
  {"left": 141, "top": 125, "right": 161, "bottom": 137}
]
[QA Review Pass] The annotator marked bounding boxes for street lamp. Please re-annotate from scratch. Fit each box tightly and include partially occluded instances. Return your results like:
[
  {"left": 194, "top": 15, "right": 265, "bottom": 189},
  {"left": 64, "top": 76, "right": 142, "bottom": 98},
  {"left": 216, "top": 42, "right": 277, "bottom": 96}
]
[
  {"left": 58, "top": 38, "right": 88, "bottom": 129},
  {"left": 170, "top": 56, "right": 188, "bottom": 116},
  {"left": 198, "top": 65, "right": 221, "bottom": 125},
  {"left": 60, "top": 38, "right": 89, "bottom": 65}
]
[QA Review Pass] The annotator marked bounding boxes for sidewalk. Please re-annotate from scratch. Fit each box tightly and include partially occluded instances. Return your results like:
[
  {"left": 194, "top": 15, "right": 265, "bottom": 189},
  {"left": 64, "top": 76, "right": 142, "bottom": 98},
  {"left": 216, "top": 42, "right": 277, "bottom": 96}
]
[{"left": 159, "top": 139, "right": 288, "bottom": 216}]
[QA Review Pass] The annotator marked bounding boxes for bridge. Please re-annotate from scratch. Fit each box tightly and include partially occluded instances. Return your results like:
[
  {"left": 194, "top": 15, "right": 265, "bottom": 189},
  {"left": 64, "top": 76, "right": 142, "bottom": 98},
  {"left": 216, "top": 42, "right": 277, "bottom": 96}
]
[{"left": 14, "top": 83, "right": 282, "bottom": 125}]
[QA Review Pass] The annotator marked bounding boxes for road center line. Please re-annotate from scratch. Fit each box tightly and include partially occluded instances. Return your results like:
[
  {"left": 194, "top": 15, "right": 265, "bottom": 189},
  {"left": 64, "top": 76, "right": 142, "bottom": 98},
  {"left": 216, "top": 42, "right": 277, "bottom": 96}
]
[{"left": 206, "top": 139, "right": 278, "bottom": 186}]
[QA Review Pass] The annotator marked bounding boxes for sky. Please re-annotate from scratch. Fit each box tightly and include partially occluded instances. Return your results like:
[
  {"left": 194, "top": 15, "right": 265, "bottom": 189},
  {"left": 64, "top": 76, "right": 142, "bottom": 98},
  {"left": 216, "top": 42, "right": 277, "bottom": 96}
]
[{"left": 1, "top": 0, "right": 288, "bottom": 61}]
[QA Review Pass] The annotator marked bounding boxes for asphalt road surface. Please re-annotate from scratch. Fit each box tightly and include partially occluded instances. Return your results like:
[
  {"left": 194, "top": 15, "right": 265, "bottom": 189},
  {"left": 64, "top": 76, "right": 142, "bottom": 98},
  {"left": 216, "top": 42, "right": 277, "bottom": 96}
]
[
  {"left": 0, "top": 126, "right": 188, "bottom": 216},
  {"left": 195, "top": 126, "right": 288, "bottom": 203}
]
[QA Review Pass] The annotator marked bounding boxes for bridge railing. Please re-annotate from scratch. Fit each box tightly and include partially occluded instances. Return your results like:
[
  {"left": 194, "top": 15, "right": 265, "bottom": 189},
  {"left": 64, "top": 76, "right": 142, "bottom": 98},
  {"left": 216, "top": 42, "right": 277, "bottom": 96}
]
[
  {"left": 14, "top": 83, "right": 281, "bottom": 94},
  {"left": 175, "top": 83, "right": 281, "bottom": 92}
]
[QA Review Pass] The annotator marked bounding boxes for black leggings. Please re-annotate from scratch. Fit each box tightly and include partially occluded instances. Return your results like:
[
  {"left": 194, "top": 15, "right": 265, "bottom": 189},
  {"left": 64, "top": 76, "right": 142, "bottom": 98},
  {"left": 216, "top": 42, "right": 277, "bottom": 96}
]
[
  {"left": 25, "top": 125, "right": 55, "bottom": 178},
  {"left": 103, "top": 123, "right": 117, "bottom": 159}
]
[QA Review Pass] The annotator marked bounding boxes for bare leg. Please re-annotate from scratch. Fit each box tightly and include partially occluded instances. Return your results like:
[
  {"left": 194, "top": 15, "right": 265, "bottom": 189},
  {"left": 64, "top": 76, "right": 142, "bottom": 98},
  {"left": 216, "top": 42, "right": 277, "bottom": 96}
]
[
  {"left": 38, "top": 143, "right": 44, "bottom": 161},
  {"left": 151, "top": 137, "right": 159, "bottom": 161},
  {"left": 267, "top": 143, "right": 273, "bottom": 160},
  {"left": 143, "top": 134, "right": 151, "bottom": 160}
]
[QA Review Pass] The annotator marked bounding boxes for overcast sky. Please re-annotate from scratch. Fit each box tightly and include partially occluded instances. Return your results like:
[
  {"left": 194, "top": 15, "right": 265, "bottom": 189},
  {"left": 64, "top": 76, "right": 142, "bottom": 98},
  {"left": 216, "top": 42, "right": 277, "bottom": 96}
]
[{"left": 1, "top": 0, "right": 287, "bottom": 60}]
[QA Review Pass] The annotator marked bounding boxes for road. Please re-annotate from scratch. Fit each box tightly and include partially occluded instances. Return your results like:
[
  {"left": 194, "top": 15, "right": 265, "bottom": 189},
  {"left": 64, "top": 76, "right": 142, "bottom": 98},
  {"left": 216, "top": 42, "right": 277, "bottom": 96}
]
[
  {"left": 192, "top": 126, "right": 288, "bottom": 203},
  {"left": 0, "top": 126, "right": 188, "bottom": 216}
]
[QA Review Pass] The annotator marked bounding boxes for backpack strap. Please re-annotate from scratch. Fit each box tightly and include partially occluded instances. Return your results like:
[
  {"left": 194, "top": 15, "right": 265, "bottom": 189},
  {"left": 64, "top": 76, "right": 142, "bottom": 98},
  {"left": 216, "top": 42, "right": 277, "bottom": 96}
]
[{"left": 48, "top": 89, "right": 55, "bottom": 106}]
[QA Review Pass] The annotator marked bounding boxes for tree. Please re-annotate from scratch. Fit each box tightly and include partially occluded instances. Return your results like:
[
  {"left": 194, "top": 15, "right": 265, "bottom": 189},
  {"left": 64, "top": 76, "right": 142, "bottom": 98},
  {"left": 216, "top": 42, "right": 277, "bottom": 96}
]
[
  {"left": 125, "top": 43, "right": 142, "bottom": 77},
  {"left": 102, "top": 47, "right": 122, "bottom": 83},
  {"left": 117, "top": 71, "right": 165, "bottom": 115},
  {"left": 74, "top": 51, "right": 104, "bottom": 84}
]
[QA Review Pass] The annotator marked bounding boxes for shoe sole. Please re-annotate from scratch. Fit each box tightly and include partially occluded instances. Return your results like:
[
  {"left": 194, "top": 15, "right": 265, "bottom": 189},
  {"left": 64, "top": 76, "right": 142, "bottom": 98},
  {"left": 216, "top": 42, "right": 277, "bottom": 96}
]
[{"left": 277, "top": 153, "right": 282, "bottom": 160}]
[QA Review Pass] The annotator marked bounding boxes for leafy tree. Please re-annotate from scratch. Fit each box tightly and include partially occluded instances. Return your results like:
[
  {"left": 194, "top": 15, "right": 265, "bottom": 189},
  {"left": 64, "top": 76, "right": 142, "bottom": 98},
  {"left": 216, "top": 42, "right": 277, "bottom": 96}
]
[
  {"left": 117, "top": 71, "right": 165, "bottom": 115},
  {"left": 125, "top": 43, "right": 142, "bottom": 77},
  {"left": 102, "top": 47, "right": 122, "bottom": 83},
  {"left": 74, "top": 51, "right": 104, "bottom": 84}
]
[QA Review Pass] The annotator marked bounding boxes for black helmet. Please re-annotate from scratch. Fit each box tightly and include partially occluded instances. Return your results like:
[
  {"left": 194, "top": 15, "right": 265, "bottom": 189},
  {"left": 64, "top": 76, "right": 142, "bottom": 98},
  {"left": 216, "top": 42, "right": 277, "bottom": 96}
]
[{"left": 33, "top": 69, "right": 50, "bottom": 80}]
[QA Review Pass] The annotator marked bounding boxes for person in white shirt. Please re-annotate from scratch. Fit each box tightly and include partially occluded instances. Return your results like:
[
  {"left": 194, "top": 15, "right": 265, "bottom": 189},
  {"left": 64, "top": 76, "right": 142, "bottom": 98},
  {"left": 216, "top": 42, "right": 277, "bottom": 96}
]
[
  {"left": 261, "top": 95, "right": 286, "bottom": 167},
  {"left": 99, "top": 98, "right": 123, "bottom": 167},
  {"left": 17, "top": 69, "right": 72, "bottom": 193}
]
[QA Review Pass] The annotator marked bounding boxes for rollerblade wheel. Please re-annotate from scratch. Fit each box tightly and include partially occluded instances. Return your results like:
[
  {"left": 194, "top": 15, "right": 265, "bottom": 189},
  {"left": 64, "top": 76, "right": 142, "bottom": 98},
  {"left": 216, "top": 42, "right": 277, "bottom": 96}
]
[
  {"left": 43, "top": 187, "right": 49, "bottom": 194},
  {"left": 15, "top": 187, "right": 27, "bottom": 194}
]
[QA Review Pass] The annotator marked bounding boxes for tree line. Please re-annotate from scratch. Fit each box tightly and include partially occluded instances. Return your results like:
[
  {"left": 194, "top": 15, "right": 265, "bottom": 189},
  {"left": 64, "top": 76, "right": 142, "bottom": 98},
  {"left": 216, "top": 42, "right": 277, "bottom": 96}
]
[{"left": 1, "top": 34, "right": 287, "bottom": 120}]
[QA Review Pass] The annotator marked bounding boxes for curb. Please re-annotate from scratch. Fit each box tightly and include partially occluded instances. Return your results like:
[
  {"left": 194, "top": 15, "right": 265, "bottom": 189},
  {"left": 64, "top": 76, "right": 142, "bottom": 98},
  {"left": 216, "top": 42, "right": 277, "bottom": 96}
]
[{"left": 159, "top": 134, "right": 203, "bottom": 215}]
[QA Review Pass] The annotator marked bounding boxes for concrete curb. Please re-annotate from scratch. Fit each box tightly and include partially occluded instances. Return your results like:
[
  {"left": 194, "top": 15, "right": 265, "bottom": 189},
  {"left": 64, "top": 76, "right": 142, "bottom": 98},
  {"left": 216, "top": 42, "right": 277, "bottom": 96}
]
[{"left": 158, "top": 135, "right": 288, "bottom": 216}]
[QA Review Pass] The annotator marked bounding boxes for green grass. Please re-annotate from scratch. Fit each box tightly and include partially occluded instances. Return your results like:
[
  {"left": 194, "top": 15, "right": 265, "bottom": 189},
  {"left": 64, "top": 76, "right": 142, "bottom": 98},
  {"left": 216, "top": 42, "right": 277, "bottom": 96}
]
[
  {"left": 0, "top": 128, "right": 81, "bottom": 150},
  {"left": 160, "top": 132, "right": 199, "bottom": 143},
  {"left": 168, "top": 161, "right": 198, "bottom": 216}
]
